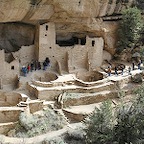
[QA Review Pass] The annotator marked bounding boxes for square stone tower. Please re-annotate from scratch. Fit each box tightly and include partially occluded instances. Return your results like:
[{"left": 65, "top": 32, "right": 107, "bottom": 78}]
[{"left": 37, "top": 22, "right": 56, "bottom": 62}]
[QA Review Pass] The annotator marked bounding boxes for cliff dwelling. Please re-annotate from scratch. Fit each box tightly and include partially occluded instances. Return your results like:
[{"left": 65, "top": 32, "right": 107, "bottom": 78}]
[
  {"left": 0, "top": 20, "right": 143, "bottom": 142},
  {"left": 0, "top": 0, "right": 143, "bottom": 143}
]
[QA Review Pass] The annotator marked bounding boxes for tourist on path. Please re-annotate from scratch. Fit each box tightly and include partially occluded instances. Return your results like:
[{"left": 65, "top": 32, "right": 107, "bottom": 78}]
[
  {"left": 137, "top": 60, "right": 141, "bottom": 70},
  {"left": 43, "top": 61, "right": 47, "bottom": 70},
  {"left": 132, "top": 62, "right": 135, "bottom": 70},
  {"left": 128, "top": 66, "right": 131, "bottom": 75},
  {"left": 38, "top": 62, "right": 41, "bottom": 70},
  {"left": 27, "top": 64, "right": 31, "bottom": 73},
  {"left": 107, "top": 66, "right": 111, "bottom": 76},
  {"left": 22, "top": 66, "right": 27, "bottom": 77},
  {"left": 115, "top": 66, "right": 118, "bottom": 75},
  {"left": 30, "top": 62, "right": 34, "bottom": 72},
  {"left": 121, "top": 67, "right": 124, "bottom": 75},
  {"left": 34, "top": 60, "right": 38, "bottom": 71}
]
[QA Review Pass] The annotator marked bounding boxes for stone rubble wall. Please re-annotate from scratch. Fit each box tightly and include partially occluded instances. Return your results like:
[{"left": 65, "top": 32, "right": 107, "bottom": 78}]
[
  {"left": 0, "top": 91, "right": 22, "bottom": 107},
  {"left": 0, "top": 50, "right": 19, "bottom": 86},
  {"left": 12, "top": 45, "right": 35, "bottom": 67}
]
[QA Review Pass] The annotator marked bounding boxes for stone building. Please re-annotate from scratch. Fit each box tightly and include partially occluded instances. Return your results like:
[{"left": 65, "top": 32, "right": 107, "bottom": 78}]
[
  {"left": 0, "top": 50, "right": 19, "bottom": 89},
  {"left": 36, "top": 22, "right": 105, "bottom": 74}
]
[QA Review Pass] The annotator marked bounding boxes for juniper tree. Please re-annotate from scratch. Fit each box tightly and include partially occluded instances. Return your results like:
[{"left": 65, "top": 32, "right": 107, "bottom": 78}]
[{"left": 117, "top": 7, "right": 143, "bottom": 53}]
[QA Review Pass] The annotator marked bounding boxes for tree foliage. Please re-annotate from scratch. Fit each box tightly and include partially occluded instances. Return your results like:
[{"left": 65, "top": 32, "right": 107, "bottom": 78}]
[
  {"left": 84, "top": 101, "right": 114, "bottom": 144},
  {"left": 117, "top": 7, "right": 143, "bottom": 53},
  {"left": 84, "top": 84, "right": 144, "bottom": 144},
  {"left": 135, "top": 0, "right": 144, "bottom": 10}
]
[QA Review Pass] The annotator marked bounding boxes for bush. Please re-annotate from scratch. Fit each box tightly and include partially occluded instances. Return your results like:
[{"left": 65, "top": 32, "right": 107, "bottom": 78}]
[
  {"left": 84, "top": 101, "right": 115, "bottom": 144},
  {"left": 64, "top": 129, "right": 85, "bottom": 144},
  {"left": 114, "top": 84, "right": 144, "bottom": 143},
  {"left": 43, "top": 137, "right": 66, "bottom": 144},
  {"left": 84, "top": 85, "right": 144, "bottom": 144},
  {"left": 15, "top": 108, "right": 68, "bottom": 137}
]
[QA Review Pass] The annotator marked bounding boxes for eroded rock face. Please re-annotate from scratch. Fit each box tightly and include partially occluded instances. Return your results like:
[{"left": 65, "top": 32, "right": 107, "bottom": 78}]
[
  {"left": 0, "top": 0, "right": 135, "bottom": 23},
  {"left": 0, "top": 23, "right": 35, "bottom": 52},
  {"left": 0, "top": 0, "right": 137, "bottom": 53}
]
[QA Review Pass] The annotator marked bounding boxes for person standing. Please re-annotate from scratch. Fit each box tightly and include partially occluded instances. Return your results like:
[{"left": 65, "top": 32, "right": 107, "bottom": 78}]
[
  {"left": 137, "top": 59, "right": 141, "bottom": 70},
  {"left": 43, "top": 61, "right": 47, "bottom": 70},
  {"left": 34, "top": 60, "right": 38, "bottom": 71},
  {"left": 121, "top": 67, "right": 124, "bottom": 75},
  {"left": 45, "top": 57, "right": 50, "bottom": 68},
  {"left": 132, "top": 62, "right": 135, "bottom": 70},
  {"left": 27, "top": 64, "right": 31, "bottom": 73},
  {"left": 115, "top": 66, "right": 118, "bottom": 75},
  {"left": 38, "top": 62, "right": 41, "bottom": 70},
  {"left": 128, "top": 66, "right": 131, "bottom": 75},
  {"left": 22, "top": 66, "right": 27, "bottom": 77},
  {"left": 30, "top": 62, "right": 34, "bottom": 72},
  {"left": 107, "top": 66, "right": 111, "bottom": 76}
]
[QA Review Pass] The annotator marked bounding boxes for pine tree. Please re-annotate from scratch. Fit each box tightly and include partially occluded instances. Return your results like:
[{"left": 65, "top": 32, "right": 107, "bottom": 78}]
[
  {"left": 117, "top": 7, "right": 143, "bottom": 53},
  {"left": 84, "top": 101, "right": 114, "bottom": 144}
]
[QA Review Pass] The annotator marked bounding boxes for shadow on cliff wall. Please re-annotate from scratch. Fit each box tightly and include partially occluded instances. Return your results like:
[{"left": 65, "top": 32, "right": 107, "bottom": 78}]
[{"left": 0, "top": 22, "right": 35, "bottom": 52}]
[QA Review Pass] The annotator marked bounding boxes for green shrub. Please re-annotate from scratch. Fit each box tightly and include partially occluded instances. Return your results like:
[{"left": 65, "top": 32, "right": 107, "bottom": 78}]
[
  {"left": 15, "top": 108, "right": 68, "bottom": 137},
  {"left": 43, "top": 137, "right": 66, "bottom": 144},
  {"left": 84, "top": 101, "right": 115, "bottom": 144},
  {"left": 114, "top": 84, "right": 144, "bottom": 143},
  {"left": 84, "top": 85, "right": 144, "bottom": 144}
]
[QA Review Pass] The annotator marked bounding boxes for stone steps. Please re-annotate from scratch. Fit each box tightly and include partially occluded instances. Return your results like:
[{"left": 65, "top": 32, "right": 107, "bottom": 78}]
[{"left": 54, "top": 109, "right": 70, "bottom": 124}]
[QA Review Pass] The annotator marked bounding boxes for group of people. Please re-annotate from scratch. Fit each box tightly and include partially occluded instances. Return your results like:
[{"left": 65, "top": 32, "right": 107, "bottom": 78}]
[
  {"left": 132, "top": 59, "right": 142, "bottom": 70},
  {"left": 107, "top": 65, "right": 124, "bottom": 76},
  {"left": 107, "top": 60, "right": 142, "bottom": 77},
  {"left": 107, "top": 65, "right": 126, "bottom": 77},
  {"left": 21, "top": 57, "right": 50, "bottom": 77}
]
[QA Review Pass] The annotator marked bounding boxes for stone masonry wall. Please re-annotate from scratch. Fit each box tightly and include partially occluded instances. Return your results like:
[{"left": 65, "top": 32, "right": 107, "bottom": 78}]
[
  {"left": 38, "top": 22, "right": 104, "bottom": 74},
  {"left": 12, "top": 45, "right": 35, "bottom": 66},
  {"left": 0, "top": 50, "right": 19, "bottom": 86}
]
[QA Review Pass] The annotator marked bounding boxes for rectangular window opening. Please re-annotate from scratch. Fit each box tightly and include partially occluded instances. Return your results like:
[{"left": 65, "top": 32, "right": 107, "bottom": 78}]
[
  {"left": 46, "top": 25, "right": 48, "bottom": 31},
  {"left": 92, "top": 40, "right": 95, "bottom": 47},
  {"left": 11, "top": 66, "right": 14, "bottom": 70}
]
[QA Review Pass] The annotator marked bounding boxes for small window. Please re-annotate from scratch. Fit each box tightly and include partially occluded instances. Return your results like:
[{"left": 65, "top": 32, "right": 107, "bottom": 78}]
[
  {"left": 11, "top": 66, "right": 14, "bottom": 70},
  {"left": 92, "top": 40, "right": 95, "bottom": 47},
  {"left": 45, "top": 34, "right": 47, "bottom": 36},
  {"left": 46, "top": 25, "right": 48, "bottom": 31},
  {"left": 81, "top": 37, "right": 86, "bottom": 45}
]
